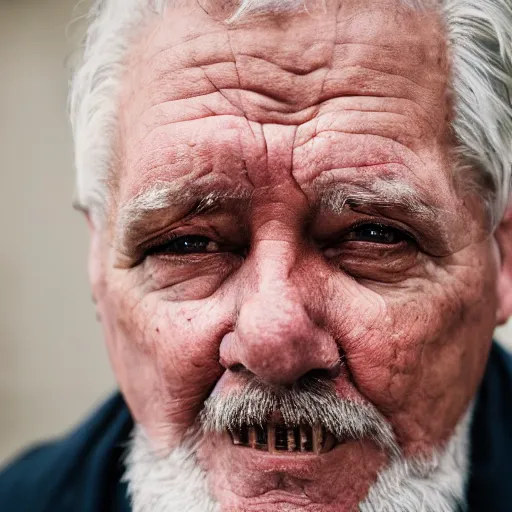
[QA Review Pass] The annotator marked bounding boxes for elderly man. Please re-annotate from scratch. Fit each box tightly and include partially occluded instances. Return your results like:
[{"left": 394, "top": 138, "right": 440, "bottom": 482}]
[{"left": 1, "top": 0, "right": 512, "bottom": 510}]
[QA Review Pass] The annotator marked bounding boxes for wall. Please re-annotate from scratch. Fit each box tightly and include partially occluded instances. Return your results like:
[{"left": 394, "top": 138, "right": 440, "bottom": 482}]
[
  {"left": 0, "top": 0, "right": 114, "bottom": 465},
  {"left": 0, "top": 0, "right": 510, "bottom": 466}
]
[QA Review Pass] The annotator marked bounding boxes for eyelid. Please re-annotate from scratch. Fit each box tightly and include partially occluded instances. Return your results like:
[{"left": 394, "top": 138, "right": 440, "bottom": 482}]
[
  {"left": 343, "top": 220, "right": 416, "bottom": 244},
  {"left": 136, "top": 220, "right": 416, "bottom": 262},
  {"left": 140, "top": 227, "right": 219, "bottom": 253},
  {"left": 144, "top": 232, "right": 191, "bottom": 253},
  {"left": 126, "top": 231, "right": 208, "bottom": 267},
  {"left": 146, "top": 234, "right": 207, "bottom": 256},
  {"left": 135, "top": 234, "right": 175, "bottom": 261},
  {"left": 322, "top": 221, "right": 416, "bottom": 260}
]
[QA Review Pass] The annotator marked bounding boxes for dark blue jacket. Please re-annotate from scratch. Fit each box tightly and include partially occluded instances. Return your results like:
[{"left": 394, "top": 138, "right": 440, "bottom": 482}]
[{"left": 1, "top": 342, "right": 512, "bottom": 512}]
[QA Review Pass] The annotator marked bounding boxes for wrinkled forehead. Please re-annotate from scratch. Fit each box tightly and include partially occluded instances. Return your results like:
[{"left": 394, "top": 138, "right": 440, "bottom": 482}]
[
  {"left": 114, "top": 0, "right": 453, "bottom": 216},
  {"left": 124, "top": 0, "right": 448, "bottom": 116}
]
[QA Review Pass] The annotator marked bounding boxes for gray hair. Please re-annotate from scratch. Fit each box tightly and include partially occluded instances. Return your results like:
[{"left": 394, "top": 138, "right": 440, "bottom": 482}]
[{"left": 69, "top": 0, "right": 512, "bottom": 227}]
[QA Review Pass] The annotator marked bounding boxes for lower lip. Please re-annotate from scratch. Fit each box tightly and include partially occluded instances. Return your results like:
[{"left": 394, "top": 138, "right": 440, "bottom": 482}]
[{"left": 223, "top": 435, "right": 358, "bottom": 475}]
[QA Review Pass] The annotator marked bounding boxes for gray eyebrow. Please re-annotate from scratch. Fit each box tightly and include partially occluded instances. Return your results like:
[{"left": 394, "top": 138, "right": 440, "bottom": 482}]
[
  {"left": 115, "top": 176, "right": 452, "bottom": 256},
  {"left": 121, "top": 180, "right": 253, "bottom": 222},
  {"left": 115, "top": 180, "right": 253, "bottom": 251},
  {"left": 311, "top": 176, "right": 457, "bottom": 248},
  {"left": 118, "top": 181, "right": 209, "bottom": 229},
  {"left": 314, "top": 177, "right": 442, "bottom": 222}
]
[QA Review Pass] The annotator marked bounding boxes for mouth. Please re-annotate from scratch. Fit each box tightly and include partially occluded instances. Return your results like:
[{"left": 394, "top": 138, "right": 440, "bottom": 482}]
[{"left": 228, "top": 422, "right": 339, "bottom": 454}]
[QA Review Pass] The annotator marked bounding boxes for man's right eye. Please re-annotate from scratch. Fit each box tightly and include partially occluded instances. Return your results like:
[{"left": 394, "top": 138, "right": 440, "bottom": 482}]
[{"left": 147, "top": 235, "right": 220, "bottom": 256}]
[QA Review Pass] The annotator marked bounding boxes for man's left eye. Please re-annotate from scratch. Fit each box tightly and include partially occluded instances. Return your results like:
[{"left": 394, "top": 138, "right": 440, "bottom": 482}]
[{"left": 344, "top": 223, "right": 409, "bottom": 245}]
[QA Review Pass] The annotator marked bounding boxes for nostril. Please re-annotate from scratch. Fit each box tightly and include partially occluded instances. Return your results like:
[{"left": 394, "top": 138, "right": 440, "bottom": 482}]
[
  {"left": 327, "top": 360, "right": 343, "bottom": 379},
  {"left": 219, "top": 350, "right": 246, "bottom": 372},
  {"left": 303, "top": 361, "right": 342, "bottom": 382},
  {"left": 228, "top": 363, "right": 246, "bottom": 374}
]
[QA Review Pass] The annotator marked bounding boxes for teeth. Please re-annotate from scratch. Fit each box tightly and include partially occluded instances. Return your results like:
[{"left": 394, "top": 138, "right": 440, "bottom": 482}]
[
  {"left": 312, "top": 423, "right": 323, "bottom": 454},
  {"left": 232, "top": 429, "right": 241, "bottom": 445},
  {"left": 275, "top": 424, "right": 288, "bottom": 450},
  {"left": 229, "top": 423, "right": 337, "bottom": 454},
  {"left": 248, "top": 427, "right": 257, "bottom": 449},
  {"left": 267, "top": 424, "right": 276, "bottom": 452},
  {"left": 287, "top": 429, "right": 296, "bottom": 451},
  {"left": 240, "top": 424, "right": 249, "bottom": 445},
  {"left": 299, "top": 425, "right": 308, "bottom": 452}
]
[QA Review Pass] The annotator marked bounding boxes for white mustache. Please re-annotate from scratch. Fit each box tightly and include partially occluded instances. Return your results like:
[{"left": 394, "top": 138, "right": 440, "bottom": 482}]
[{"left": 200, "top": 378, "right": 400, "bottom": 458}]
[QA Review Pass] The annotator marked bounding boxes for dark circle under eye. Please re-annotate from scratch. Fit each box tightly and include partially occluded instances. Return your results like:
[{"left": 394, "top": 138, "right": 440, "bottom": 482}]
[
  {"left": 159, "top": 235, "right": 218, "bottom": 254},
  {"left": 348, "top": 224, "right": 406, "bottom": 245}
]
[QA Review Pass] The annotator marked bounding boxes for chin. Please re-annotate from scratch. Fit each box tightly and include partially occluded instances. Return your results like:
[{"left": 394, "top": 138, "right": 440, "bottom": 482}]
[{"left": 123, "top": 406, "right": 472, "bottom": 512}]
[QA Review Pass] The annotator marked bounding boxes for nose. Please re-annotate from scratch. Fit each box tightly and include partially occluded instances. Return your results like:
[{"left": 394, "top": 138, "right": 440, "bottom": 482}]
[{"left": 219, "top": 289, "right": 341, "bottom": 386}]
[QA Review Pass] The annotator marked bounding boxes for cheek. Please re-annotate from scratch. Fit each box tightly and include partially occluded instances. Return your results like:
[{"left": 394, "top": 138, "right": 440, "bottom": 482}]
[
  {"left": 98, "top": 278, "right": 230, "bottom": 446},
  {"left": 144, "top": 255, "right": 243, "bottom": 300},
  {"left": 328, "top": 251, "right": 497, "bottom": 452}
]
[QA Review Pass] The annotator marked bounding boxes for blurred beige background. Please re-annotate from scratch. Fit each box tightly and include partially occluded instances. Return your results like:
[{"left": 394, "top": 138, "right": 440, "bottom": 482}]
[
  {"left": 0, "top": 0, "right": 510, "bottom": 466},
  {"left": 0, "top": 0, "right": 115, "bottom": 466}
]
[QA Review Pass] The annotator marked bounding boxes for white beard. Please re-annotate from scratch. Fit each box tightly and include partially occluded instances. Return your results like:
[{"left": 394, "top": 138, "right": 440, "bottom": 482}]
[
  {"left": 359, "top": 407, "right": 472, "bottom": 512},
  {"left": 123, "top": 433, "right": 219, "bottom": 512},
  {"left": 123, "top": 408, "right": 471, "bottom": 512}
]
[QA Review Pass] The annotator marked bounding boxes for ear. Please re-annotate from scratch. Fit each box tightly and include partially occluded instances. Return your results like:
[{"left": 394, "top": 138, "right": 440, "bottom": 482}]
[
  {"left": 85, "top": 212, "right": 106, "bottom": 307},
  {"left": 495, "top": 208, "right": 512, "bottom": 325}
]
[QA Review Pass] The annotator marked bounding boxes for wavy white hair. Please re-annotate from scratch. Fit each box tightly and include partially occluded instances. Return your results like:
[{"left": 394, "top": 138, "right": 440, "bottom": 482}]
[{"left": 69, "top": 0, "right": 512, "bottom": 226}]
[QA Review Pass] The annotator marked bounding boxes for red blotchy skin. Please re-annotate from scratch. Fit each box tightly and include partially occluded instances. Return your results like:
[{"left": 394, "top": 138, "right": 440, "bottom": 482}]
[{"left": 90, "top": 0, "right": 502, "bottom": 510}]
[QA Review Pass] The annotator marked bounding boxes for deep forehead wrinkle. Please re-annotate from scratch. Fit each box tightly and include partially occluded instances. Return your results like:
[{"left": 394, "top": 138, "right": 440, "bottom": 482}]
[{"left": 126, "top": 0, "right": 448, "bottom": 126}]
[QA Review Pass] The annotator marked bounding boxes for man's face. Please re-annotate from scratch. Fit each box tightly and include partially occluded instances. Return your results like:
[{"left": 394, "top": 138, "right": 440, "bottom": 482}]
[{"left": 92, "top": 0, "right": 501, "bottom": 509}]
